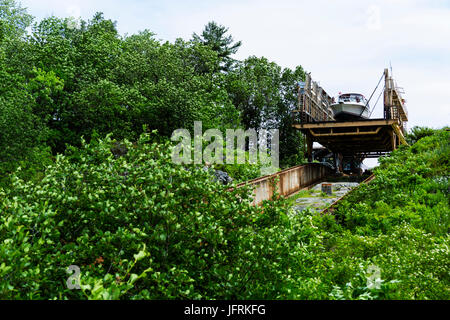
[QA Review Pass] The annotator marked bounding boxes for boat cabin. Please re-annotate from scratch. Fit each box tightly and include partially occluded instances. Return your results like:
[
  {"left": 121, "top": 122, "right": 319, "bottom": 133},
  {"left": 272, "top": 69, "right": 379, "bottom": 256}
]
[
  {"left": 331, "top": 92, "right": 370, "bottom": 120},
  {"left": 338, "top": 93, "right": 367, "bottom": 105}
]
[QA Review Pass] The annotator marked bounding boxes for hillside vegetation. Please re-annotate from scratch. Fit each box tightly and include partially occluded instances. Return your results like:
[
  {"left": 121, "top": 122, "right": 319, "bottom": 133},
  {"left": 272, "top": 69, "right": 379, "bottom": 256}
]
[
  {"left": 297, "top": 128, "right": 449, "bottom": 299},
  {"left": 0, "top": 127, "right": 448, "bottom": 299},
  {"left": 0, "top": 1, "right": 448, "bottom": 300}
]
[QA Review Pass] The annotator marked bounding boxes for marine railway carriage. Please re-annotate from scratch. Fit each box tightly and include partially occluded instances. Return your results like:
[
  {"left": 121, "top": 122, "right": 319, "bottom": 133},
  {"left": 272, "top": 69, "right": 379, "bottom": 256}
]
[{"left": 292, "top": 68, "right": 408, "bottom": 172}]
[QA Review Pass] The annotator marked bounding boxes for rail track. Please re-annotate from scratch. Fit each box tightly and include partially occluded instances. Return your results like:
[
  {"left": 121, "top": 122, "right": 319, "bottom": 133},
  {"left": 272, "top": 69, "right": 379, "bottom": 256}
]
[
  {"left": 321, "top": 174, "right": 375, "bottom": 214},
  {"left": 231, "top": 162, "right": 375, "bottom": 211},
  {"left": 232, "top": 163, "right": 333, "bottom": 206}
]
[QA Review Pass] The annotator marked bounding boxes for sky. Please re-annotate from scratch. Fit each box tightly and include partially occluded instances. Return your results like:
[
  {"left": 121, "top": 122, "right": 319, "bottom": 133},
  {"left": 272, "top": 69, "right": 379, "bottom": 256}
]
[{"left": 20, "top": 0, "right": 450, "bottom": 167}]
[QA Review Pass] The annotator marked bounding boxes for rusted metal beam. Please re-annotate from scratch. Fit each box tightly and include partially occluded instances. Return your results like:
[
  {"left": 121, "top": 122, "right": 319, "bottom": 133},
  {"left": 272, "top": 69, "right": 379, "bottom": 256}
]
[
  {"left": 309, "top": 127, "right": 382, "bottom": 137},
  {"left": 391, "top": 123, "right": 408, "bottom": 146},
  {"left": 233, "top": 163, "right": 333, "bottom": 206},
  {"left": 293, "top": 118, "right": 399, "bottom": 130}
]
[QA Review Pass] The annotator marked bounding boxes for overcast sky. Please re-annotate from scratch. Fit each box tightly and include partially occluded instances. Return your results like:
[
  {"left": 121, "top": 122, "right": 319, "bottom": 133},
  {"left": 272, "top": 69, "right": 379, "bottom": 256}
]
[{"left": 20, "top": 0, "right": 449, "bottom": 166}]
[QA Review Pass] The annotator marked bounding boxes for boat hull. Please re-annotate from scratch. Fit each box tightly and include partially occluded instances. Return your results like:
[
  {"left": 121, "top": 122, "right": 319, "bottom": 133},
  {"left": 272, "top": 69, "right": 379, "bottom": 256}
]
[{"left": 330, "top": 103, "right": 369, "bottom": 121}]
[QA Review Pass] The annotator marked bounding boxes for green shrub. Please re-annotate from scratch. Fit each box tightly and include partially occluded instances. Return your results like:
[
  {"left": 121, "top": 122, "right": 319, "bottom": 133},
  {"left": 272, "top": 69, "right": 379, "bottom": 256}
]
[
  {"left": 1, "top": 129, "right": 448, "bottom": 300},
  {"left": 310, "top": 129, "right": 450, "bottom": 299},
  {"left": 0, "top": 132, "right": 299, "bottom": 299}
]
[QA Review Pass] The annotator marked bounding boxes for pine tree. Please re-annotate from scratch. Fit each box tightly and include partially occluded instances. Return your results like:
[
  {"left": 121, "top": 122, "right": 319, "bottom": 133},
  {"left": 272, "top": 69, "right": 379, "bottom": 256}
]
[{"left": 192, "top": 21, "right": 241, "bottom": 72}]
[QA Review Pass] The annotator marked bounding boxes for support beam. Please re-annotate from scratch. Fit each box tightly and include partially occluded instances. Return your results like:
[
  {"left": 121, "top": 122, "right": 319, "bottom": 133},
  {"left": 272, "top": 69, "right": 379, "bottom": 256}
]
[
  {"left": 309, "top": 127, "right": 382, "bottom": 137},
  {"left": 306, "top": 133, "right": 313, "bottom": 162}
]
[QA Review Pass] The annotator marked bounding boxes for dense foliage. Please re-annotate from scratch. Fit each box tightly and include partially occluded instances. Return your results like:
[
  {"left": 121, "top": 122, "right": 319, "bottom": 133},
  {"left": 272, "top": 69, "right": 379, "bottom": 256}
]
[
  {"left": 405, "top": 126, "right": 436, "bottom": 145},
  {"left": 0, "top": 0, "right": 305, "bottom": 188},
  {"left": 0, "top": 1, "right": 448, "bottom": 300},
  {"left": 0, "top": 133, "right": 296, "bottom": 299},
  {"left": 0, "top": 129, "right": 448, "bottom": 299},
  {"left": 303, "top": 129, "right": 449, "bottom": 299}
]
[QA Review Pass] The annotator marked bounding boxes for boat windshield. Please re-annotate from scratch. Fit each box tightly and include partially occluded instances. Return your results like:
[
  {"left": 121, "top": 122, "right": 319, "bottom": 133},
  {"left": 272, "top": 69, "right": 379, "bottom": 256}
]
[{"left": 338, "top": 94, "right": 365, "bottom": 104}]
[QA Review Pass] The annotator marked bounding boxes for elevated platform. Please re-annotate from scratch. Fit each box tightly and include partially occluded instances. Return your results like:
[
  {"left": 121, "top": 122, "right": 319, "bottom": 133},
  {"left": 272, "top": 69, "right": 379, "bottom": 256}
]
[{"left": 293, "top": 118, "right": 407, "bottom": 159}]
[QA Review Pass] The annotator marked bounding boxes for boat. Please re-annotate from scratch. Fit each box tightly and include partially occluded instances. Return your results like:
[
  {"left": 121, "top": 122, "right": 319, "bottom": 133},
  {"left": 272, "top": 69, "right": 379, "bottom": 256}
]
[{"left": 330, "top": 93, "right": 369, "bottom": 121}]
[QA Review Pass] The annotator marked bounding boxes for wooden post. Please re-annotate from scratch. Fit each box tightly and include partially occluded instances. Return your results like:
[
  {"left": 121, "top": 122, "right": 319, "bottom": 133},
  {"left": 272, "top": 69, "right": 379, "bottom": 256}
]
[
  {"left": 392, "top": 132, "right": 397, "bottom": 150},
  {"left": 306, "top": 133, "right": 313, "bottom": 163},
  {"left": 338, "top": 153, "right": 343, "bottom": 173},
  {"left": 384, "top": 68, "right": 390, "bottom": 119},
  {"left": 333, "top": 152, "right": 338, "bottom": 173}
]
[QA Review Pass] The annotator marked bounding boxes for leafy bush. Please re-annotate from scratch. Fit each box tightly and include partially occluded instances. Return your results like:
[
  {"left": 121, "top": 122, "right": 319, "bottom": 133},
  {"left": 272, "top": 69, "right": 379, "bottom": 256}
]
[
  {"left": 0, "top": 132, "right": 299, "bottom": 299},
  {"left": 310, "top": 129, "right": 450, "bottom": 299}
]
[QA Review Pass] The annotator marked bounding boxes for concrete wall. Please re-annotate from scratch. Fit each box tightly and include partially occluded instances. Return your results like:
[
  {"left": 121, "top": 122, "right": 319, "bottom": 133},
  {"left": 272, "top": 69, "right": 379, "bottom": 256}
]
[{"left": 235, "top": 163, "right": 333, "bottom": 206}]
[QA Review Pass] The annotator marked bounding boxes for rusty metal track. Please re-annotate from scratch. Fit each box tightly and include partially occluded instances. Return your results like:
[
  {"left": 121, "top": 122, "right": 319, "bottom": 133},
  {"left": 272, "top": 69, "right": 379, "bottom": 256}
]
[
  {"left": 321, "top": 174, "right": 375, "bottom": 214},
  {"left": 234, "top": 163, "right": 333, "bottom": 206}
]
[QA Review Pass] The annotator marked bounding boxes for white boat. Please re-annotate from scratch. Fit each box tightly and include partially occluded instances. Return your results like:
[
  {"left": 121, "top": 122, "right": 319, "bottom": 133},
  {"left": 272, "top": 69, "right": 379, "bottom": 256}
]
[{"left": 330, "top": 93, "right": 369, "bottom": 121}]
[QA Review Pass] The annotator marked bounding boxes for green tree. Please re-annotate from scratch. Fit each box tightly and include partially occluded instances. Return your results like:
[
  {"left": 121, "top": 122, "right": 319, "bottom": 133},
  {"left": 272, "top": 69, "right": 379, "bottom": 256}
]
[
  {"left": 0, "top": 1, "right": 52, "bottom": 185},
  {"left": 0, "top": 63, "right": 46, "bottom": 177},
  {"left": 278, "top": 66, "right": 306, "bottom": 166},
  {"left": 24, "top": 14, "right": 240, "bottom": 151},
  {"left": 192, "top": 21, "right": 241, "bottom": 72},
  {"left": 0, "top": 0, "right": 33, "bottom": 41},
  {"left": 226, "top": 57, "right": 305, "bottom": 167},
  {"left": 405, "top": 126, "right": 436, "bottom": 145}
]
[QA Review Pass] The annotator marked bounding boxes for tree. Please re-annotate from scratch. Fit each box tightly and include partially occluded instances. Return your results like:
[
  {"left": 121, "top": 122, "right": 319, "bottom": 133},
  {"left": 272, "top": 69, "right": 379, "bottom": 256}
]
[
  {"left": 0, "top": 1, "right": 52, "bottom": 185},
  {"left": 406, "top": 126, "right": 436, "bottom": 145},
  {"left": 0, "top": 64, "right": 47, "bottom": 177},
  {"left": 0, "top": 0, "right": 33, "bottom": 41},
  {"left": 277, "top": 65, "right": 306, "bottom": 166},
  {"left": 192, "top": 21, "right": 241, "bottom": 72},
  {"left": 225, "top": 57, "right": 305, "bottom": 167},
  {"left": 18, "top": 13, "right": 243, "bottom": 152}
]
